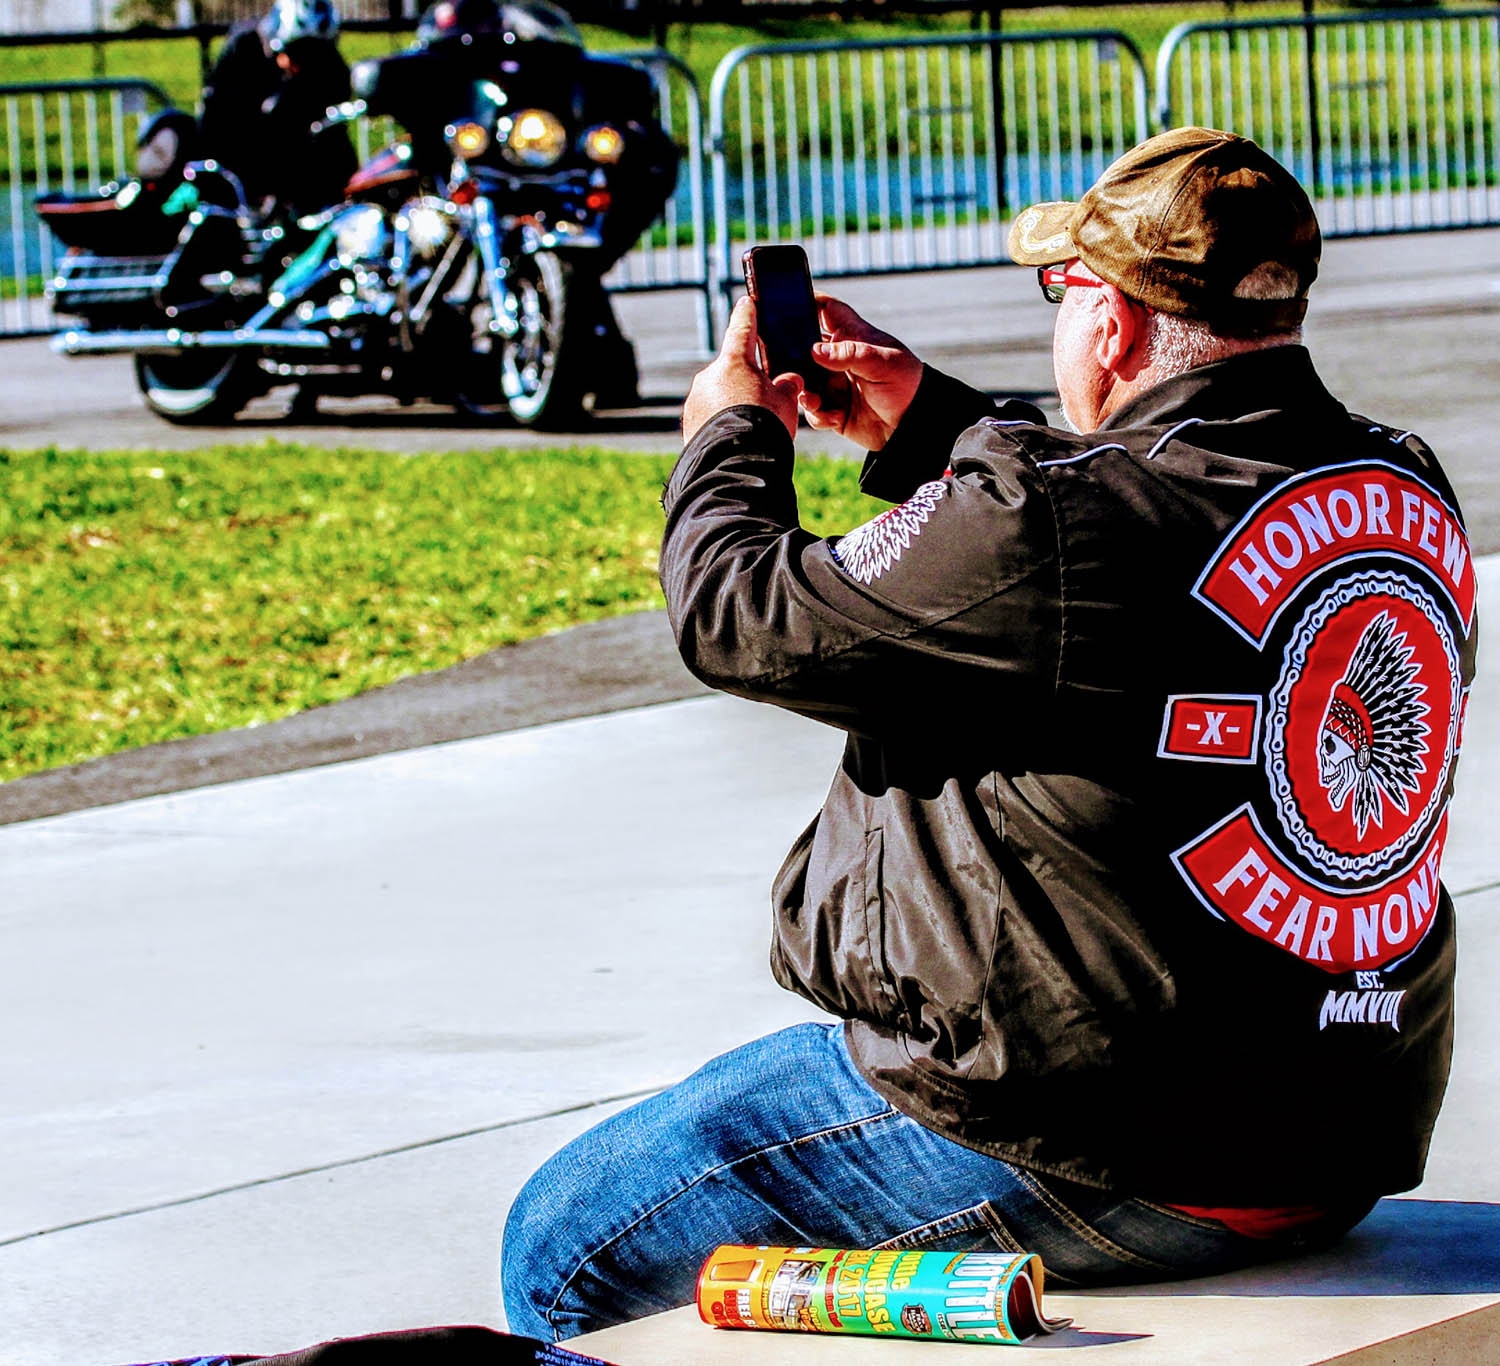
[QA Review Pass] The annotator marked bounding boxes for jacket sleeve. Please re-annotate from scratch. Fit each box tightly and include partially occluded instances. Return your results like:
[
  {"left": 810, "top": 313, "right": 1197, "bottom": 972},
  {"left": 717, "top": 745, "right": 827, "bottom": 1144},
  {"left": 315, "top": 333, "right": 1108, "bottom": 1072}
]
[
  {"left": 858, "top": 364, "right": 1047, "bottom": 503},
  {"left": 198, "top": 28, "right": 272, "bottom": 188},
  {"left": 660, "top": 403, "right": 1062, "bottom": 739}
]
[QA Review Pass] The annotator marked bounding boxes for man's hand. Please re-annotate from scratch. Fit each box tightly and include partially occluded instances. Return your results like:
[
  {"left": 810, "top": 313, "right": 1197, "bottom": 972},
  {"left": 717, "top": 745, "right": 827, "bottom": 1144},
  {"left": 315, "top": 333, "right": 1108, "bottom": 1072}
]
[
  {"left": 801, "top": 296, "right": 923, "bottom": 450},
  {"left": 682, "top": 296, "right": 800, "bottom": 446}
]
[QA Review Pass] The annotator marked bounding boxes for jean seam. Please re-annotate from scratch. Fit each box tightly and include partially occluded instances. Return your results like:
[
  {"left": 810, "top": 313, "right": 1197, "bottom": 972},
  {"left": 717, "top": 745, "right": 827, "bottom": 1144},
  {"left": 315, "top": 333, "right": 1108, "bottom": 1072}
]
[
  {"left": 1134, "top": 1198, "right": 1246, "bottom": 1235},
  {"left": 872, "top": 1201, "right": 992, "bottom": 1251},
  {"left": 543, "top": 1103, "right": 900, "bottom": 1331},
  {"left": 981, "top": 1203, "right": 1085, "bottom": 1290},
  {"left": 1013, "top": 1169, "right": 1172, "bottom": 1273},
  {"left": 978, "top": 1203, "right": 1027, "bottom": 1256}
]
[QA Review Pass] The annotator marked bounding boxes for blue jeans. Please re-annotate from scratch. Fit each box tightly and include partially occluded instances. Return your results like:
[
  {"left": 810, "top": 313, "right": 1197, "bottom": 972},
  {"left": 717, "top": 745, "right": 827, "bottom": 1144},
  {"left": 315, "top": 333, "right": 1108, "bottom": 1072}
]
[{"left": 501, "top": 1022, "right": 1367, "bottom": 1341}]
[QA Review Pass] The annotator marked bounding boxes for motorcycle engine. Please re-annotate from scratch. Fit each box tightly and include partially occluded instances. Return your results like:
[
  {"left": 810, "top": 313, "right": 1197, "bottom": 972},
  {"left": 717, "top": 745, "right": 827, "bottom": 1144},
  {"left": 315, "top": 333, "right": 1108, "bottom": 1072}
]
[
  {"left": 325, "top": 204, "right": 390, "bottom": 312},
  {"left": 331, "top": 204, "right": 389, "bottom": 264}
]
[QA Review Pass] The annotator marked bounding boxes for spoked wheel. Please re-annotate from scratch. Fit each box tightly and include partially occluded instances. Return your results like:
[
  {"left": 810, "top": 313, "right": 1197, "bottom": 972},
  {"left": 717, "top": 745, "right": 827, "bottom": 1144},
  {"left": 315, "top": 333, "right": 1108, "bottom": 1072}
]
[
  {"left": 456, "top": 250, "right": 585, "bottom": 429},
  {"left": 134, "top": 352, "right": 254, "bottom": 426}
]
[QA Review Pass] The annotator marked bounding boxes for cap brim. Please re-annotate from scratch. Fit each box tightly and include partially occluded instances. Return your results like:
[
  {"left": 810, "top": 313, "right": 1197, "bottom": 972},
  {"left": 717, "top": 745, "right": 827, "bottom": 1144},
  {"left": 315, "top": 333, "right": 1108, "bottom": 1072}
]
[{"left": 1007, "top": 202, "right": 1078, "bottom": 266}]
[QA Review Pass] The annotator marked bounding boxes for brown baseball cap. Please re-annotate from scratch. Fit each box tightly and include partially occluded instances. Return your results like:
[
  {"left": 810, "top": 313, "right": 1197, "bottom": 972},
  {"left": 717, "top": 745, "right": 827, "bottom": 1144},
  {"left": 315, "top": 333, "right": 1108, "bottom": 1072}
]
[{"left": 1007, "top": 126, "right": 1321, "bottom": 337}]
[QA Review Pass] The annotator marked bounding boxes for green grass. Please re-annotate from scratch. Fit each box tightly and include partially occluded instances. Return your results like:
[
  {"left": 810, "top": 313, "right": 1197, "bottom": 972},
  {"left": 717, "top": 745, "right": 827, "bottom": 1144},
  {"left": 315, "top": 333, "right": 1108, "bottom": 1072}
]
[
  {"left": 3, "top": 274, "right": 47, "bottom": 300},
  {"left": 0, "top": 30, "right": 422, "bottom": 110},
  {"left": 0, "top": 442, "right": 884, "bottom": 782}
]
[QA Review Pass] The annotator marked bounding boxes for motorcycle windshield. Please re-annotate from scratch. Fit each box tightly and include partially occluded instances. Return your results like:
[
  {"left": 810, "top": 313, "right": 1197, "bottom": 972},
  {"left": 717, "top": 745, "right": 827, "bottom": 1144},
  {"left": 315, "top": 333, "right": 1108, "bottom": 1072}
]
[
  {"left": 498, "top": 2, "right": 582, "bottom": 47},
  {"left": 419, "top": 1, "right": 582, "bottom": 50},
  {"left": 457, "top": 79, "right": 505, "bottom": 128}
]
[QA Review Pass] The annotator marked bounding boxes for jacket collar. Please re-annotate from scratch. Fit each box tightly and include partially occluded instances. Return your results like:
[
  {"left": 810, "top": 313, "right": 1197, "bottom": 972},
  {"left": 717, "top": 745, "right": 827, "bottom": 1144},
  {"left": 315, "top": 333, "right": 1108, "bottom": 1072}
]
[{"left": 1096, "top": 344, "right": 1346, "bottom": 433}]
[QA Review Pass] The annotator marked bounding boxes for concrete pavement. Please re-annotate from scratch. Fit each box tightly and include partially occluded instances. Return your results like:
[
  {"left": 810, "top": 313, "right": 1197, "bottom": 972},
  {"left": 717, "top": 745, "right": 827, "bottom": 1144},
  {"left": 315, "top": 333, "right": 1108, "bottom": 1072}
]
[
  {"left": 1, "top": 557, "right": 1496, "bottom": 1366},
  {"left": 2, "top": 230, "right": 1498, "bottom": 1363},
  {"left": 0, "top": 692, "right": 841, "bottom": 1362}
]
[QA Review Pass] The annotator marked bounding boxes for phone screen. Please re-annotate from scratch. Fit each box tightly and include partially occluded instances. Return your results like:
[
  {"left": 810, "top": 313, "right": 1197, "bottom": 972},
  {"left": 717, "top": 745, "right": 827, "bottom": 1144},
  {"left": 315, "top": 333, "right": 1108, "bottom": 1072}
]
[{"left": 743, "top": 246, "right": 830, "bottom": 397}]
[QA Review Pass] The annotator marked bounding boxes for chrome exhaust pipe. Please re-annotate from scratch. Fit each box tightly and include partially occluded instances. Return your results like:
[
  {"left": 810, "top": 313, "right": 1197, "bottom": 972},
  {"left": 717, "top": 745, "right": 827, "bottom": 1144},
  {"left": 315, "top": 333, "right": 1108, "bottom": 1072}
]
[{"left": 52, "top": 327, "right": 333, "bottom": 357}]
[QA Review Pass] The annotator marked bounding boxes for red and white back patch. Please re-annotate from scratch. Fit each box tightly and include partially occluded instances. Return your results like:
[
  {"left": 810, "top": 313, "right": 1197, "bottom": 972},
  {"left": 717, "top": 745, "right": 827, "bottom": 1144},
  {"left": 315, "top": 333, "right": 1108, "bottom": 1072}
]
[
  {"left": 1170, "top": 461, "right": 1470, "bottom": 976},
  {"left": 1158, "top": 696, "right": 1261, "bottom": 763}
]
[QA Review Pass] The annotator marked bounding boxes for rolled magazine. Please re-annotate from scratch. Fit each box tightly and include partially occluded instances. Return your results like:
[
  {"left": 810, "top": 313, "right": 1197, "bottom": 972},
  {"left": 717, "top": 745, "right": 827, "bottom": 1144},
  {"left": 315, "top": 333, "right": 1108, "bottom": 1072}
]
[{"left": 697, "top": 1244, "right": 1071, "bottom": 1345}]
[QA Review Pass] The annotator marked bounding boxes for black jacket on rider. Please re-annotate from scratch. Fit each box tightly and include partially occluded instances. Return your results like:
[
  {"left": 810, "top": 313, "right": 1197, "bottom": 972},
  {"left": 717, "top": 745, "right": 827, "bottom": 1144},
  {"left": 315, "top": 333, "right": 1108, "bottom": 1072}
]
[
  {"left": 660, "top": 347, "right": 1476, "bottom": 1208},
  {"left": 200, "top": 22, "right": 356, "bottom": 216}
]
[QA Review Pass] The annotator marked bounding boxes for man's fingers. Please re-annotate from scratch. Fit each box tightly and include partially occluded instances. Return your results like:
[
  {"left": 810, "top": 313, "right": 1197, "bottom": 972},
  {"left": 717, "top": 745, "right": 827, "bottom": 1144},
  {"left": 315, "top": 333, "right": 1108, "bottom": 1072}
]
[
  {"left": 812, "top": 339, "right": 858, "bottom": 369},
  {"left": 799, "top": 370, "right": 852, "bottom": 431},
  {"left": 722, "top": 295, "right": 761, "bottom": 367},
  {"left": 813, "top": 338, "right": 900, "bottom": 376},
  {"left": 800, "top": 399, "right": 847, "bottom": 433},
  {"left": 817, "top": 300, "right": 881, "bottom": 346},
  {"left": 770, "top": 373, "right": 802, "bottom": 402},
  {"left": 815, "top": 294, "right": 865, "bottom": 335},
  {"left": 823, "top": 370, "right": 852, "bottom": 407}
]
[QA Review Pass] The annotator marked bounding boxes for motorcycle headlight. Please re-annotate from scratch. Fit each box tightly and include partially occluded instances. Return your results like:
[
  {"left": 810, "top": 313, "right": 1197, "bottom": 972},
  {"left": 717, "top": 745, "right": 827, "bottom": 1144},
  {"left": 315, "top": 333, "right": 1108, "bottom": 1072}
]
[
  {"left": 445, "top": 120, "right": 491, "bottom": 161},
  {"left": 582, "top": 124, "right": 625, "bottom": 165},
  {"left": 398, "top": 196, "right": 455, "bottom": 258},
  {"left": 500, "top": 109, "right": 567, "bottom": 169}
]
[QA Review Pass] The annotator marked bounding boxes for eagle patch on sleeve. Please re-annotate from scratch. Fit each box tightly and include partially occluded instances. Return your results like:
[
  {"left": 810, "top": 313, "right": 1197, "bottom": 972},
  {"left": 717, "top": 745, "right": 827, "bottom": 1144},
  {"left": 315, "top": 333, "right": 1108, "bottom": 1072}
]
[{"left": 831, "top": 478, "right": 948, "bottom": 583}]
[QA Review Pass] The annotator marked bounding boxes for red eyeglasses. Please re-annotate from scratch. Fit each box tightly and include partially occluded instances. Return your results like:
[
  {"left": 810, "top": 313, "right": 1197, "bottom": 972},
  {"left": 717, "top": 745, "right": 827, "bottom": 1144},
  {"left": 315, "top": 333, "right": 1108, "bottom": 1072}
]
[{"left": 1037, "top": 265, "right": 1108, "bottom": 304}]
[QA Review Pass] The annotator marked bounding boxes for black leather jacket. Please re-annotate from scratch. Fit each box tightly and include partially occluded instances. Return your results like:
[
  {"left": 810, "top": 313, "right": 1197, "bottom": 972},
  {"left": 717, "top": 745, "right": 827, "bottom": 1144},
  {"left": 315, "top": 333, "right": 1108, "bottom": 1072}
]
[
  {"left": 199, "top": 23, "right": 355, "bottom": 215},
  {"left": 660, "top": 345, "right": 1478, "bottom": 1205}
]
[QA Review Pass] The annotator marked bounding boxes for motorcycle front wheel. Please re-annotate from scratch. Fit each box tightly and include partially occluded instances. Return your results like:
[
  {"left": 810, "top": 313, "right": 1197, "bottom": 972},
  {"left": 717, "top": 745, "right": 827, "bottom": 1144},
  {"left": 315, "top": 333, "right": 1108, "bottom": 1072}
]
[
  {"left": 134, "top": 352, "right": 253, "bottom": 426},
  {"left": 458, "top": 250, "right": 585, "bottom": 430}
]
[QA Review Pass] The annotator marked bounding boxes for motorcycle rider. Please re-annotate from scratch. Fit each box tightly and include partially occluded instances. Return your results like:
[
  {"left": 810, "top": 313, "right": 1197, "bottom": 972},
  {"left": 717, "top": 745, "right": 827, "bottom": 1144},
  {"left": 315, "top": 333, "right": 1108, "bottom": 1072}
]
[
  {"left": 198, "top": 0, "right": 358, "bottom": 220},
  {"left": 367, "top": 0, "right": 678, "bottom": 407}
]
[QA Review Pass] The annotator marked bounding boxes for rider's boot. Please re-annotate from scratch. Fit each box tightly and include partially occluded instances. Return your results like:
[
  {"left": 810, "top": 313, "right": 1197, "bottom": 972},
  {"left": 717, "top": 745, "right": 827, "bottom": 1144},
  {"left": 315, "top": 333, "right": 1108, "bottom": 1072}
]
[
  {"left": 583, "top": 285, "right": 641, "bottom": 410},
  {"left": 287, "top": 385, "right": 320, "bottom": 421}
]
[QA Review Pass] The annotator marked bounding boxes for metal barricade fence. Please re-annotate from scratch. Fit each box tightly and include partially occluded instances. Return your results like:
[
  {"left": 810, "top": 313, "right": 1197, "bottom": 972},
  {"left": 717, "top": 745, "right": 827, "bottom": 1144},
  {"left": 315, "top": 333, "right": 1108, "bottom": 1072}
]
[
  {"left": 1157, "top": 8, "right": 1500, "bottom": 235},
  {"left": 12, "top": 19, "right": 1500, "bottom": 347},
  {"left": 707, "top": 30, "right": 1151, "bottom": 333},
  {"left": 602, "top": 49, "right": 713, "bottom": 352},
  {"left": 0, "top": 78, "right": 169, "bottom": 335}
]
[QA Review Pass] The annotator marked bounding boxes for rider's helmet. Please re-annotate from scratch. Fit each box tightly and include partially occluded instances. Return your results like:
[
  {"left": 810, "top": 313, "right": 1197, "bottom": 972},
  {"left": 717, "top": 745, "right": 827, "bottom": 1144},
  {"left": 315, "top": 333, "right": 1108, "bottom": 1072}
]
[{"left": 262, "top": 0, "right": 341, "bottom": 53}]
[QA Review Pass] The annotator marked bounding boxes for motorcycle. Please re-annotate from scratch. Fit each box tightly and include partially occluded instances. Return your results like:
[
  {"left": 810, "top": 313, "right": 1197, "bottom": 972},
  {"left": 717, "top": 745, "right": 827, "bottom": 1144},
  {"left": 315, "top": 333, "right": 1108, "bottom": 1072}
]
[{"left": 39, "top": 2, "right": 677, "bottom": 429}]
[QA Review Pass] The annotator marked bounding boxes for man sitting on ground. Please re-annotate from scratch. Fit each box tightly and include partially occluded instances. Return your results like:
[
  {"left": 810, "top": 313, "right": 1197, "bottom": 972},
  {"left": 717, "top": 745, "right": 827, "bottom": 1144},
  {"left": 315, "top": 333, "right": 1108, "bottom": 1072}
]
[{"left": 500, "top": 127, "right": 1477, "bottom": 1340}]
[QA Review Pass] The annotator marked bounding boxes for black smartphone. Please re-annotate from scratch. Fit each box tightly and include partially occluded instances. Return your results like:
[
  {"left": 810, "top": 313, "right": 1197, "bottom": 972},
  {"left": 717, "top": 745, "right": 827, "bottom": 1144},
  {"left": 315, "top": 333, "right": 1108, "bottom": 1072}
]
[{"left": 741, "top": 244, "right": 832, "bottom": 398}]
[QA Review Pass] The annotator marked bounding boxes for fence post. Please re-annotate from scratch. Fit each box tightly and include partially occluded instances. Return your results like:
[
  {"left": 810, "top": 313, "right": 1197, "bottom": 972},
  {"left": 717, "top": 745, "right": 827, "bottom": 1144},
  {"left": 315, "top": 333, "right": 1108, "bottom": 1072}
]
[
  {"left": 1302, "top": 0, "right": 1324, "bottom": 196},
  {"left": 192, "top": 2, "right": 214, "bottom": 90},
  {"left": 986, "top": 6, "right": 1008, "bottom": 215},
  {"left": 706, "top": 47, "right": 741, "bottom": 350},
  {"left": 90, "top": 0, "right": 106, "bottom": 78}
]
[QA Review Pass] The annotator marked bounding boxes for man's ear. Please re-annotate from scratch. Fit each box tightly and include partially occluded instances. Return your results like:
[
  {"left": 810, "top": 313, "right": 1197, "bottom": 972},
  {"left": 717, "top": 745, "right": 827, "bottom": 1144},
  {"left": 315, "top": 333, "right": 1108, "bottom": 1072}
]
[{"left": 1094, "top": 285, "right": 1149, "bottom": 378}]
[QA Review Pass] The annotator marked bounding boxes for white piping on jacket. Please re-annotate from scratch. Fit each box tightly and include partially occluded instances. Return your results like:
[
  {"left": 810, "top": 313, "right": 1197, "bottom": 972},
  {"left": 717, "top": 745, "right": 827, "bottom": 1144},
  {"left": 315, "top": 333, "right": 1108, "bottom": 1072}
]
[
  {"left": 1145, "top": 417, "right": 1207, "bottom": 460},
  {"left": 1037, "top": 443, "right": 1129, "bottom": 468}
]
